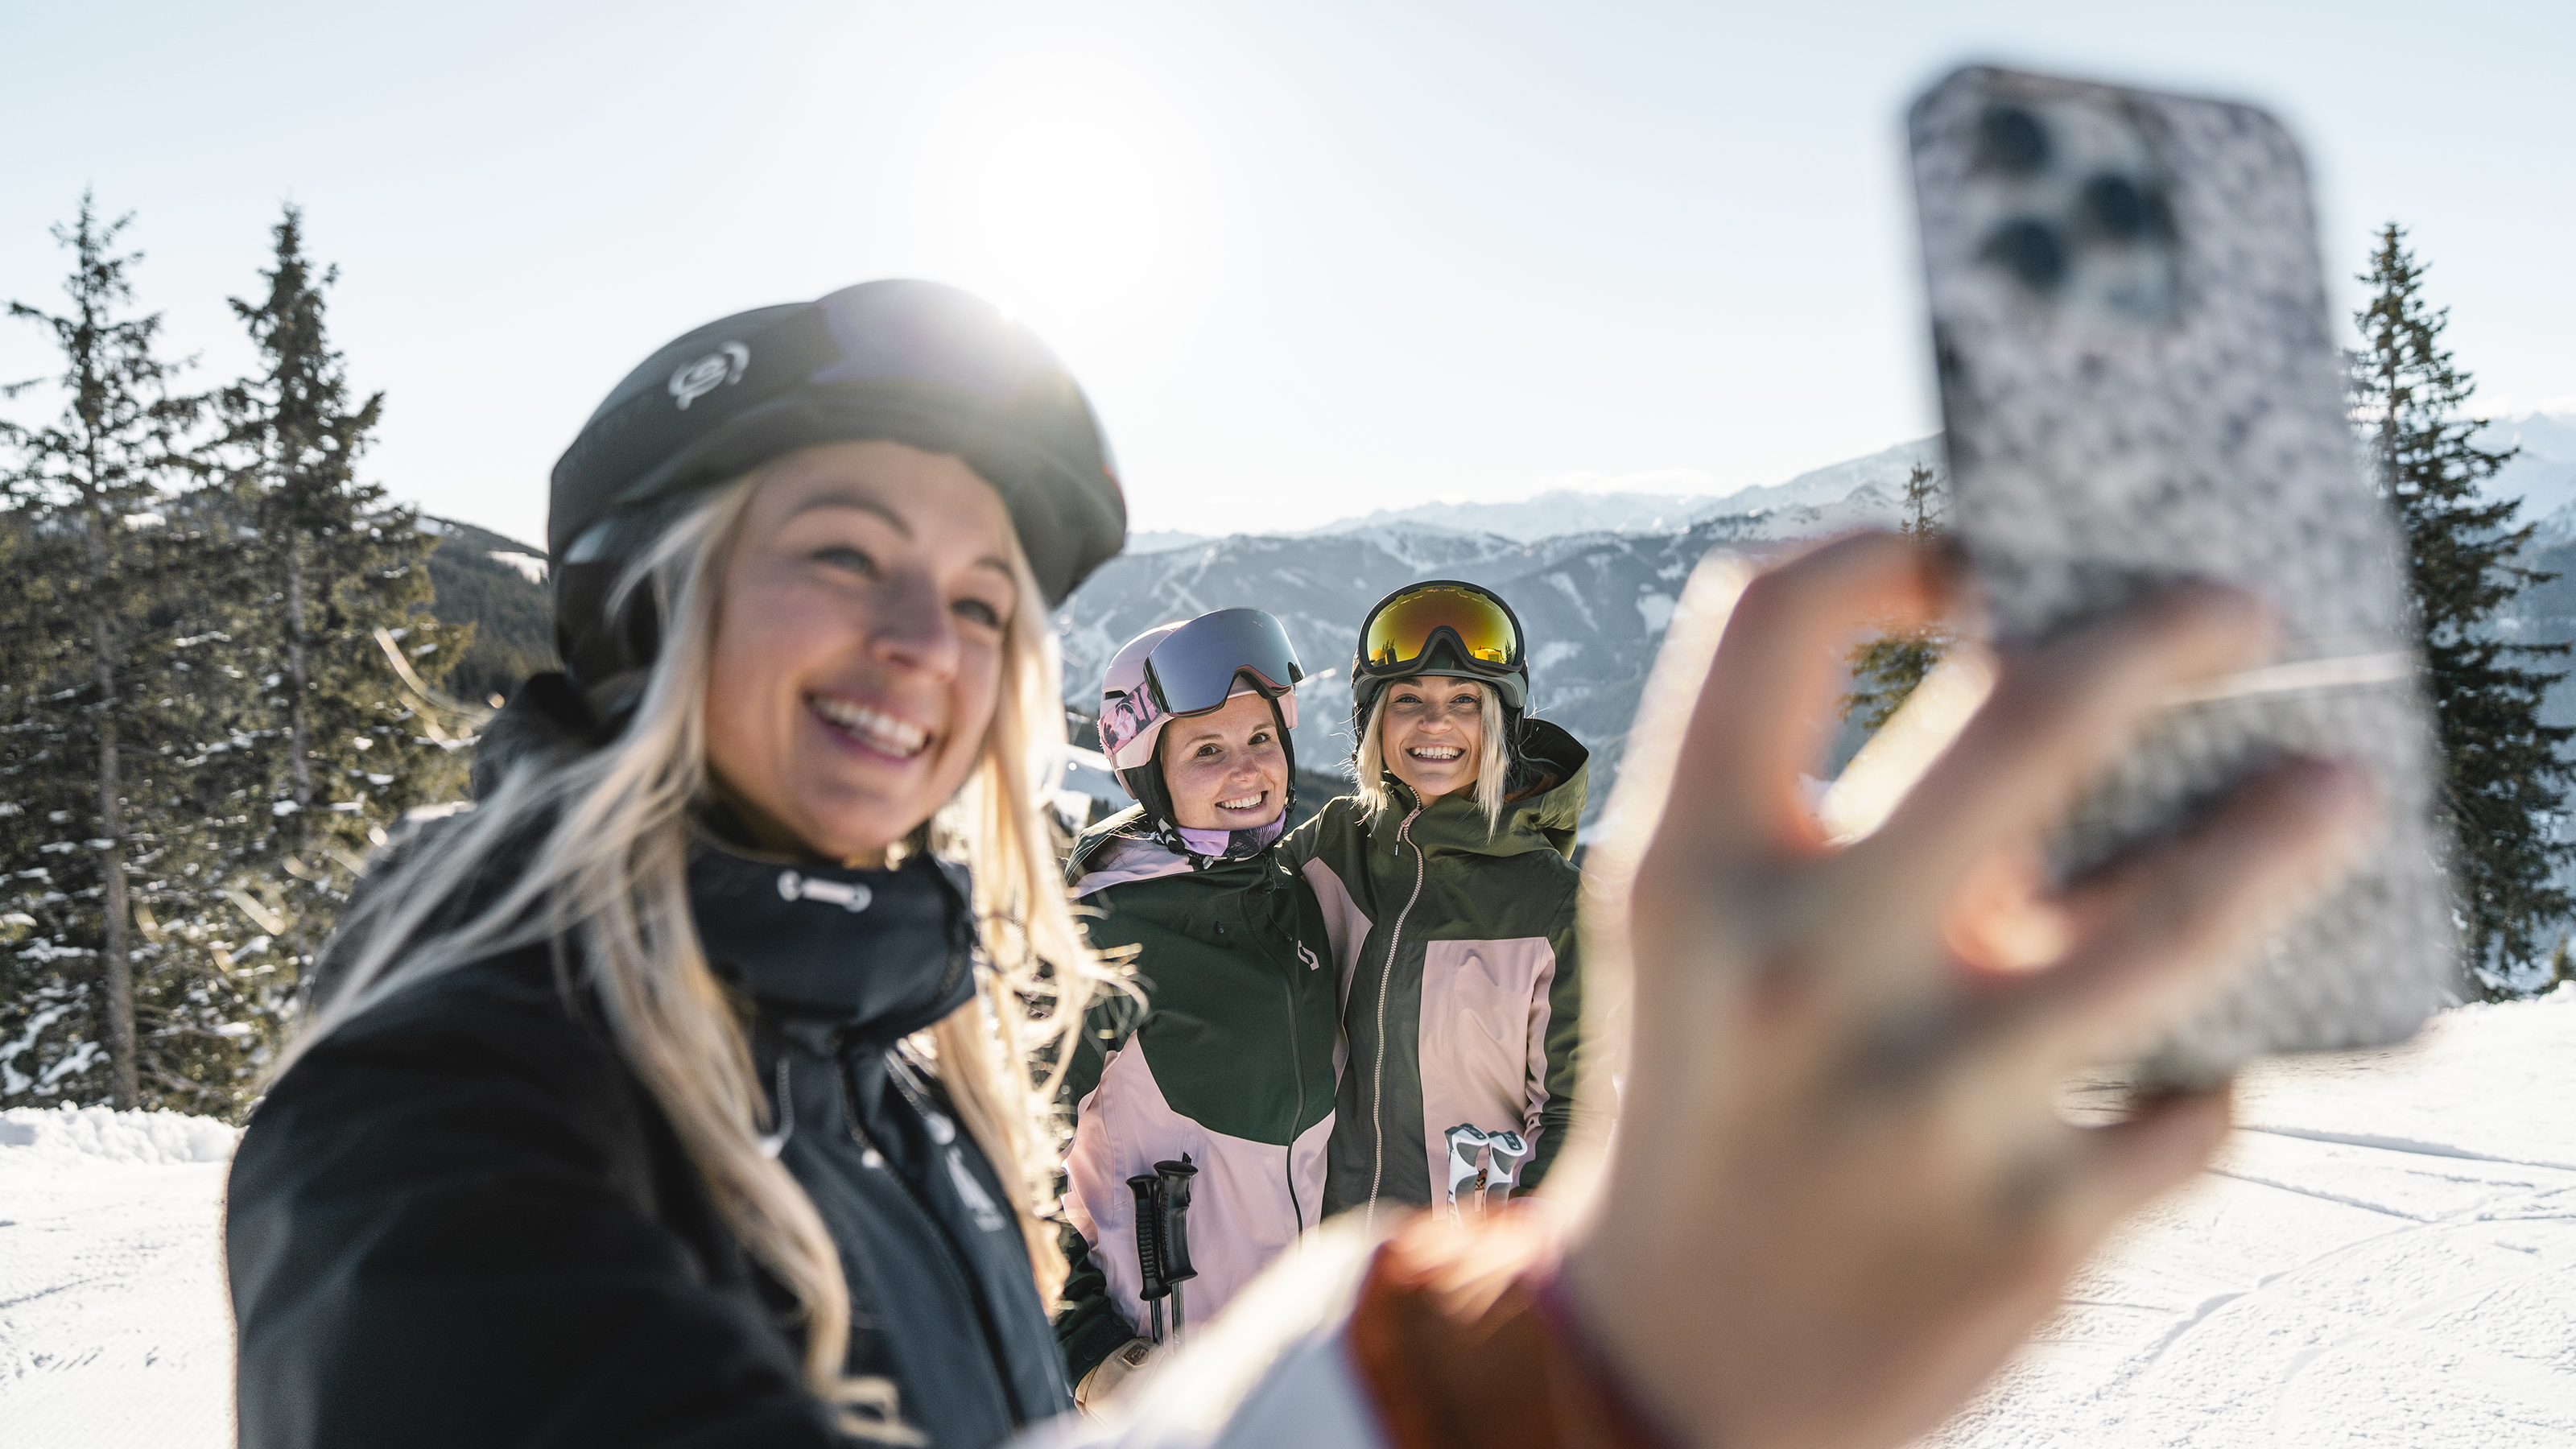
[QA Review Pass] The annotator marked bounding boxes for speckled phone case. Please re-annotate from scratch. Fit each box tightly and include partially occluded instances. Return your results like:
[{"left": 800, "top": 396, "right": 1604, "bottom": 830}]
[{"left": 1909, "top": 67, "right": 2455, "bottom": 1080}]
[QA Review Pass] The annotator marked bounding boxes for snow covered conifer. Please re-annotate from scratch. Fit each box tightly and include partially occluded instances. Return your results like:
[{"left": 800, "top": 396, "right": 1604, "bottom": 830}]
[
  {"left": 208, "top": 205, "right": 473, "bottom": 1013},
  {"left": 0, "top": 196, "right": 236, "bottom": 1110},
  {"left": 1842, "top": 461, "right": 1948, "bottom": 733},
  {"left": 2354, "top": 223, "right": 2574, "bottom": 994}
]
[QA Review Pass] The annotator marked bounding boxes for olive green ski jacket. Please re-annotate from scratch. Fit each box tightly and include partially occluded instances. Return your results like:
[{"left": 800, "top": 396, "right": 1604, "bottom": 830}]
[
  {"left": 1283, "top": 720, "right": 1587, "bottom": 1223},
  {"left": 1052, "top": 808, "right": 1340, "bottom": 1383}
]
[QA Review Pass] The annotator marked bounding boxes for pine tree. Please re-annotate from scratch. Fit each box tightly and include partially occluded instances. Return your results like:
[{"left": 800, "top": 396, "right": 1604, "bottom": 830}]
[
  {"left": 209, "top": 205, "right": 473, "bottom": 1014},
  {"left": 2354, "top": 223, "right": 2574, "bottom": 994},
  {"left": 0, "top": 196, "right": 228, "bottom": 1108},
  {"left": 1842, "top": 461, "right": 1948, "bottom": 733}
]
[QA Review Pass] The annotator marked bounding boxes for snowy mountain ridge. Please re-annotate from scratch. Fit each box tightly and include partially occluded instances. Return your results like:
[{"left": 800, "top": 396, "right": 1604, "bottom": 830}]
[
  {"left": 1134, "top": 414, "right": 2575, "bottom": 551},
  {"left": 1060, "top": 413, "right": 2576, "bottom": 828},
  {"left": 1289, "top": 436, "right": 1942, "bottom": 543},
  {"left": 2486, "top": 409, "right": 2576, "bottom": 540},
  {"left": 1055, "top": 499, "right": 1916, "bottom": 827}
]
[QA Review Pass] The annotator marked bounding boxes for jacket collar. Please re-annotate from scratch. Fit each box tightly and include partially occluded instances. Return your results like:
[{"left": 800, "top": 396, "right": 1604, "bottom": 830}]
[
  {"left": 475, "top": 671, "right": 980, "bottom": 1035},
  {"left": 687, "top": 833, "right": 976, "bottom": 1036},
  {"left": 1067, "top": 805, "right": 1280, "bottom": 897},
  {"left": 1375, "top": 718, "right": 1589, "bottom": 863}
]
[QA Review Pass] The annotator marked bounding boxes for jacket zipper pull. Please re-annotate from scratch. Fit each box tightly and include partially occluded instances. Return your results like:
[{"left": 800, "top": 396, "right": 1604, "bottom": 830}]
[{"left": 757, "top": 1055, "right": 795, "bottom": 1158}]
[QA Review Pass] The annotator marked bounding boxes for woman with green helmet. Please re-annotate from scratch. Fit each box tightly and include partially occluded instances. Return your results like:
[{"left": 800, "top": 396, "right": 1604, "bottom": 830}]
[{"left": 1286, "top": 580, "right": 1591, "bottom": 1225}]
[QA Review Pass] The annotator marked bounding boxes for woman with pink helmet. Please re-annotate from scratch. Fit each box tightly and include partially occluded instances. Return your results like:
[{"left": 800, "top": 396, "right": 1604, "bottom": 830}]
[{"left": 1054, "top": 609, "right": 1340, "bottom": 1405}]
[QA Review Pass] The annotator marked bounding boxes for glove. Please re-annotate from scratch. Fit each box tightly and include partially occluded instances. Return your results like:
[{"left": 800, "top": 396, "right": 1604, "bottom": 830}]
[{"left": 1074, "top": 1336, "right": 1158, "bottom": 1414}]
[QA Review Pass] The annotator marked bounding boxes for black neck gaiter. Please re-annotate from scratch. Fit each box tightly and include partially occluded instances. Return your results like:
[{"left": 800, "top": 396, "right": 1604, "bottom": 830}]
[{"left": 687, "top": 840, "right": 977, "bottom": 1040}]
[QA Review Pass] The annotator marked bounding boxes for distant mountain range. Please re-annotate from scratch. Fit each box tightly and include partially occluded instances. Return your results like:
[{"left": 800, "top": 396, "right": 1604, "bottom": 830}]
[
  {"left": 1122, "top": 437, "right": 1943, "bottom": 552},
  {"left": 2487, "top": 411, "right": 2576, "bottom": 540},
  {"left": 1133, "top": 416, "right": 2576, "bottom": 553},
  {"left": 1061, "top": 412, "right": 2576, "bottom": 827},
  {"left": 415, "top": 517, "right": 556, "bottom": 707},
  {"left": 398, "top": 411, "right": 2576, "bottom": 837},
  {"left": 1051, "top": 438, "right": 1957, "bottom": 825}
]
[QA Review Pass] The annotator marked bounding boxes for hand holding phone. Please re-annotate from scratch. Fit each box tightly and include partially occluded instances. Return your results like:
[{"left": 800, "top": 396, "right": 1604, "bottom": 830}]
[{"left": 1907, "top": 66, "right": 2454, "bottom": 1081}]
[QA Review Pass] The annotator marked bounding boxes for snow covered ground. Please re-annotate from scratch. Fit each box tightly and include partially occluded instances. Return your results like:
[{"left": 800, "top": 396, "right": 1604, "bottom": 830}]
[
  {"left": 1934, "top": 989, "right": 2576, "bottom": 1447},
  {"left": 3, "top": 992, "right": 2572, "bottom": 1448},
  {"left": 0, "top": 1107, "right": 240, "bottom": 1449}
]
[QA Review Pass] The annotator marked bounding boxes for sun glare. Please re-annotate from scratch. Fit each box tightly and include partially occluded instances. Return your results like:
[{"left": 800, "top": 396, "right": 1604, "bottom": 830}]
[{"left": 914, "top": 45, "right": 1224, "bottom": 321}]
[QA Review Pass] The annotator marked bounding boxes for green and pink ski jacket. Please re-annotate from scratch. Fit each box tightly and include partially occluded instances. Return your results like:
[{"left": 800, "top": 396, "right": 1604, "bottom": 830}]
[
  {"left": 1285, "top": 720, "right": 1588, "bottom": 1221},
  {"left": 1053, "top": 810, "right": 1341, "bottom": 1383}
]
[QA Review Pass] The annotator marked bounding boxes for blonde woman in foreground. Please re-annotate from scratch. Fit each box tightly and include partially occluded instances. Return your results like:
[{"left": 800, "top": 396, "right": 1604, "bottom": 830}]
[{"left": 224, "top": 279, "right": 2375, "bottom": 1449}]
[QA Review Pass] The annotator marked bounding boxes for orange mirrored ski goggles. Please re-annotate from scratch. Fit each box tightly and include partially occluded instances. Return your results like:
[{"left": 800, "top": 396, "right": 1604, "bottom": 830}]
[{"left": 1360, "top": 583, "right": 1523, "bottom": 672}]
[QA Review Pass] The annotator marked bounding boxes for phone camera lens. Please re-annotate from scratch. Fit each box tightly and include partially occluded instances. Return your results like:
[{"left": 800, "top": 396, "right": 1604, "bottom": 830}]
[
  {"left": 2082, "top": 174, "right": 2157, "bottom": 240},
  {"left": 1977, "top": 105, "right": 2050, "bottom": 175},
  {"left": 1983, "top": 219, "right": 2067, "bottom": 292}
]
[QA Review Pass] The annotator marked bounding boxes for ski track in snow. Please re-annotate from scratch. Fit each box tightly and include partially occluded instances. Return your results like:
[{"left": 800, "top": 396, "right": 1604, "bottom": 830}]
[
  {"left": 1929, "top": 989, "right": 2576, "bottom": 1448},
  {"left": 4, "top": 995, "right": 2574, "bottom": 1447},
  {"left": 0, "top": 1109, "right": 237, "bottom": 1449}
]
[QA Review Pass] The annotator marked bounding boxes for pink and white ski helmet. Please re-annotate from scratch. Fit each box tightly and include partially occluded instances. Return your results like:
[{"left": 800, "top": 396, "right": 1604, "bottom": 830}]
[{"left": 1097, "top": 611, "right": 1303, "bottom": 779}]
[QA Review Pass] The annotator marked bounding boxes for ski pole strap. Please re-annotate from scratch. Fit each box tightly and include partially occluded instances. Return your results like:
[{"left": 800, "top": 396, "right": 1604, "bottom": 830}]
[{"left": 1345, "top": 1212, "right": 1686, "bottom": 1449}]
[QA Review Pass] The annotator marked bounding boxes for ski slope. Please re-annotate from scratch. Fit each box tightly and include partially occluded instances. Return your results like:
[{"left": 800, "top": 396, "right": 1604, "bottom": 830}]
[
  {"left": 0, "top": 1108, "right": 240, "bottom": 1449},
  {"left": 4, "top": 992, "right": 2573, "bottom": 1448},
  {"left": 1934, "top": 988, "right": 2576, "bottom": 1447}
]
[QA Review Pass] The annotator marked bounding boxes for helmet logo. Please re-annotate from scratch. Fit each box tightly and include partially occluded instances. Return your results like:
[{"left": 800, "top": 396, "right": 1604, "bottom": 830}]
[
  {"left": 669, "top": 342, "right": 750, "bottom": 410},
  {"left": 1099, "top": 688, "right": 1162, "bottom": 771}
]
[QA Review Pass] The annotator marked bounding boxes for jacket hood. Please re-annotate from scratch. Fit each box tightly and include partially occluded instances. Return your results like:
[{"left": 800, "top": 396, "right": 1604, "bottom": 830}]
[
  {"left": 469, "top": 672, "right": 611, "bottom": 799},
  {"left": 1377, "top": 717, "right": 1587, "bottom": 862}
]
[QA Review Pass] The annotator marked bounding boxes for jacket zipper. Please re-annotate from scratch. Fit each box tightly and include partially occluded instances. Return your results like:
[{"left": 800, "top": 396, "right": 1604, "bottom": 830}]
[
  {"left": 842, "top": 1049, "right": 1051, "bottom": 1415},
  {"left": 1365, "top": 803, "right": 1429, "bottom": 1231},
  {"left": 1278, "top": 882, "right": 1307, "bottom": 1234}
]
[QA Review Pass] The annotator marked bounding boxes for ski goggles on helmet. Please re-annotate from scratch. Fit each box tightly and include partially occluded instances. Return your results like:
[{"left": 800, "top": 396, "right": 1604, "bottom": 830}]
[
  {"left": 1100, "top": 609, "right": 1305, "bottom": 770},
  {"left": 1352, "top": 581, "right": 1528, "bottom": 710}
]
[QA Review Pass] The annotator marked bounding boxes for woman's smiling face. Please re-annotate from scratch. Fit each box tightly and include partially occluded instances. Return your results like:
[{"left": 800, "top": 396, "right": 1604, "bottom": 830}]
[
  {"left": 1159, "top": 690, "right": 1289, "bottom": 832},
  {"left": 1379, "top": 678, "right": 1487, "bottom": 803},
  {"left": 703, "top": 440, "right": 1020, "bottom": 863}
]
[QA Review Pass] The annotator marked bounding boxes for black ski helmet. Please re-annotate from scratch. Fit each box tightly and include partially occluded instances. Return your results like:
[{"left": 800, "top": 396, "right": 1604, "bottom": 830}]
[{"left": 547, "top": 280, "right": 1126, "bottom": 690}]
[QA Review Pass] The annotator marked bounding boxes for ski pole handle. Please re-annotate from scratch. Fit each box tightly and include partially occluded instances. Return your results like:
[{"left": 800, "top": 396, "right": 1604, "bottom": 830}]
[
  {"left": 1443, "top": 1125, "right": 1491, "bottom": 1221},
  {"left": 1153, "top": 1156, "right": 1199, "bottom": 1286},
  {"left": 1484, "top": 1130, "right": 1529, "bottom": 1208},
  {"left": 1127, "top": 1172, "right": 1169, "bottom": 1343}
]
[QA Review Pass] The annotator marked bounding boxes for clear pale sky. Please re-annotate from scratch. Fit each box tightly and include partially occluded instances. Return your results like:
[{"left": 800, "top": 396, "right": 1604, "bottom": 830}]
[{"left": 5, "top": 1, "right": 2569, "bottom": 547}]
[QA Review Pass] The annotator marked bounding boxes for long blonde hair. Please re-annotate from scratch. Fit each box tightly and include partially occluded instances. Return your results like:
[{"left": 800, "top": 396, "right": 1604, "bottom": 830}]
[
  {"left": 1353, "top": 676, "right": 1509, "bottom": 831},
  {"left": 286, "top": 465, "right": 1107, "bottom": 1440}
]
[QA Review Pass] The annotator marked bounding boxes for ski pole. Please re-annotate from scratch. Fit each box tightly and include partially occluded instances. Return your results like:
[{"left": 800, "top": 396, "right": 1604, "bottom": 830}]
[
  {"left": 1127, "top": 1172, "right": 1168, "bottom": 1343},
  {"left": 1154, "top": 1155, "right": 1199, "bottom": 1342},
  {"left": 1443, "top": 1125, "right": 1491, "bottom": 1221},
  {"left": 1483, "top": 1130, "right": 1529, "bottom": 1212}
]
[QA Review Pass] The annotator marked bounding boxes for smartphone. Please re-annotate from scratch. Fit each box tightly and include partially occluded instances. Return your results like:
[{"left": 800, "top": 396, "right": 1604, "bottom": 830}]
[{"left": 1907, "top": 66, "right": 2455, "bottom": 1082}]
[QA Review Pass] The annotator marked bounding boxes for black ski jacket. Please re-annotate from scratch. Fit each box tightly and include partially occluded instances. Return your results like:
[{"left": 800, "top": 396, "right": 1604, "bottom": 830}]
[{"left": 225, "top": 683, "right": 1072, "bottom": 1449}]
